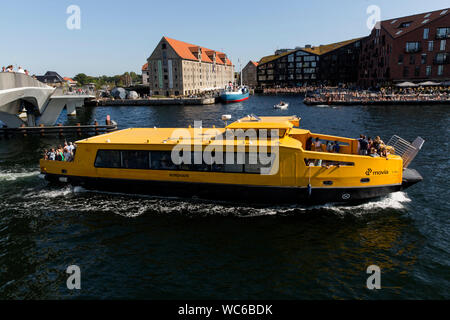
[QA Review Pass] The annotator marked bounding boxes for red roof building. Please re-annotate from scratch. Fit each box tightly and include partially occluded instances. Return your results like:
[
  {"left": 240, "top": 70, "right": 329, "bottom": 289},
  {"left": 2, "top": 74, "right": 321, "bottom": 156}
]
[
  {"left": 359, "top": 8, "right": 450, "bottom": 88},
  {"left": 145, "top": 36, "right": 234, "bottom": 96}
]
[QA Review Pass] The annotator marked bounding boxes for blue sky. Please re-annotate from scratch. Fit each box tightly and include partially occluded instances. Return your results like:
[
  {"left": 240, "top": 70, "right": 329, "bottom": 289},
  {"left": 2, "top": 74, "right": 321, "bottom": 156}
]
[{"left": 0, "top": 0, "right": 448, "bottom": 77}]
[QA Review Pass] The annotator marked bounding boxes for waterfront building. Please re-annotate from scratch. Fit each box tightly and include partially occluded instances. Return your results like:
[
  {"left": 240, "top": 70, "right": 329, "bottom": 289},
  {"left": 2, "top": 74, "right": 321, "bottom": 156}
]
[
  {"left": 36, "top": 71, "right": 65, "bottom": 87},
  {"left": 256, "top": 39, "right": 362, "bottom": 87},
  {"left": 142, "top": 63, "right": 149, "bottom": 85},
  {"left": 305, "top": 39, "right": 363, "bottom": 86},
  {"left": 242, "top": 61, "right": 258, "bottom": 87},
  {"left": 359, "top": 8, "right": 450, "bottom": 88},
  {"left": 257, "top": 48, "right": 320, "bottom": 87},
  {"left": 146, "top": 36, "right": 234, "bottom": 96},
  {"left": 63, "top": 77, "right": 78, "bottom": 88}
]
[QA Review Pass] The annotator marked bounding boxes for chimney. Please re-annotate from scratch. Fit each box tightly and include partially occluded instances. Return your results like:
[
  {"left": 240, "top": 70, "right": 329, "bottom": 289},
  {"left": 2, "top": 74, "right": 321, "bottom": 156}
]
[{"left": 305, "top": 44, "right": 312, "bottom": 49}]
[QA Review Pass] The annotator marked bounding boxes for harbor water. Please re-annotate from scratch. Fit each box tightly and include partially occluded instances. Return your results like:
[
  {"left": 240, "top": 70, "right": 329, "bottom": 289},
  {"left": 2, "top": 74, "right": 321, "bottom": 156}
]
[{"left": 0, "top": 96, "right": 448, "bottom": 299}]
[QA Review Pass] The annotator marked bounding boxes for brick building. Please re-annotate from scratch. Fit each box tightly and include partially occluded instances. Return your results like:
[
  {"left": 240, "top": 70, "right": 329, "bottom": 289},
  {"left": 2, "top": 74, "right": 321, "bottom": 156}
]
[
  {"left": 359, "top": 8, "right": 450, "bottom": 88},
  {"left": 145, "top": 37, "right": 234, "bottom": 96},
  {"left": 242, "top": 61, "right": 258, "bottom": 87}
]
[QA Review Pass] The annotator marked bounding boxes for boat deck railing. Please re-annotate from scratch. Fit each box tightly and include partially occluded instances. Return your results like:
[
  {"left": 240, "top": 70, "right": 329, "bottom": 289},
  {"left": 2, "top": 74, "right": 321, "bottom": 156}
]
[{"left": 387, "top": 135, "right": 425, "bottom": 168}]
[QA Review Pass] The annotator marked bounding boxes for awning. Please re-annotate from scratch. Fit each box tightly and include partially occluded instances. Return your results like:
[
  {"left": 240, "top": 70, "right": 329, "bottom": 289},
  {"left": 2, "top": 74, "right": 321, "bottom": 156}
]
[
  {"left": 396, "top": 82, "right": 418, "bottom": 87},
  {"left": 418, "top": 81, "right": 441, "bottom": 86}
]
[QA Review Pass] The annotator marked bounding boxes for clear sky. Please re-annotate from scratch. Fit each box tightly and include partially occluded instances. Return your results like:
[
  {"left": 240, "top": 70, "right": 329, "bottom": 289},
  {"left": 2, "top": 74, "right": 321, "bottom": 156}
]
[{"left": 0, "top": 0, "right": 448, "bottom": 77}]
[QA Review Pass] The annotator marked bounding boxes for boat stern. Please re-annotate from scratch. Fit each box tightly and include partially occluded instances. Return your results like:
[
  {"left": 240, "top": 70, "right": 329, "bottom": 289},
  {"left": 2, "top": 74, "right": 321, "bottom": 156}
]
[{"left": 401, "top": 168, "right": 423, "bottom": 190}]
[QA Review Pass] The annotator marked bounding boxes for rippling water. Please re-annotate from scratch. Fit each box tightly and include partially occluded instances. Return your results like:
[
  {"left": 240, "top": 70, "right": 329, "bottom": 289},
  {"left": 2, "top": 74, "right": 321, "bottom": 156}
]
[{"left": 0, "top": 96, "right": 449, "bottom": 299}]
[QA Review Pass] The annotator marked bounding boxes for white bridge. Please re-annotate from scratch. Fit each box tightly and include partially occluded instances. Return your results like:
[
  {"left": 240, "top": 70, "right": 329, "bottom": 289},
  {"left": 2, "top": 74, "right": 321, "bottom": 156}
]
[{"left": 0, "top": 73, "right": 94, "bottom": 127}]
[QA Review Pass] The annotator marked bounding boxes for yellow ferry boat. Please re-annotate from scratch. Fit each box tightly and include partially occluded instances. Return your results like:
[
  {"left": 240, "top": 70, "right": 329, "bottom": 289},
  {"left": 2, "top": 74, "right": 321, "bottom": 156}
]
[{"left": 39, "top": 115, "right": 424, "bottom": 204}]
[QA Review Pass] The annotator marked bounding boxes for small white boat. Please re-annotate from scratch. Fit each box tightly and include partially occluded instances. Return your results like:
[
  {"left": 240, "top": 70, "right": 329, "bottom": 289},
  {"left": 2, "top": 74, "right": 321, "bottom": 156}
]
[{"left": 274, "top": 102, "right": 289, "bottom": 110}]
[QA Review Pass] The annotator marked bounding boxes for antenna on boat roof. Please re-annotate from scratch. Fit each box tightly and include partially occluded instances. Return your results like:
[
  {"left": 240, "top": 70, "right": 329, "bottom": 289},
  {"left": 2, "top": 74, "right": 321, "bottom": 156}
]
[{"left": 249, "top": 114, "right": 261, "bottom": 121}]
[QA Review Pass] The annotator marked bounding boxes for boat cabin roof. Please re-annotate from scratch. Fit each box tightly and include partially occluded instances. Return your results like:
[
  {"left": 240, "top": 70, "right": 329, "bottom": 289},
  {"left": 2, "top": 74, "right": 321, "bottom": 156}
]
[
  {"left": 77, "top": 116, "right": 304, "bottom": 147},
  {"left": 226, "top": 115, "right": 300, "bottom": 130}
]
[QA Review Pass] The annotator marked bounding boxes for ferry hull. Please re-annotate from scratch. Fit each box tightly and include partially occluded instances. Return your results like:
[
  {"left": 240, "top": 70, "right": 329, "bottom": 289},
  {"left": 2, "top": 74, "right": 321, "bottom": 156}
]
[{"left": 43, "top": 173, "right": 412, "bottom": 205}]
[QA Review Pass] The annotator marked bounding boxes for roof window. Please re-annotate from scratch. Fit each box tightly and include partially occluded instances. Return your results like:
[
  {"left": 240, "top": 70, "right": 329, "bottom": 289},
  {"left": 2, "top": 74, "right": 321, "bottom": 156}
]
[
  {"left": 399, "top": 21, "right": 412, "bottom": 28},
  {"left": 422, "top": 19, "right": 430, "bottom": 24},
  {"left": 441, "top": 10, "right": 448, "bottom": 15}
]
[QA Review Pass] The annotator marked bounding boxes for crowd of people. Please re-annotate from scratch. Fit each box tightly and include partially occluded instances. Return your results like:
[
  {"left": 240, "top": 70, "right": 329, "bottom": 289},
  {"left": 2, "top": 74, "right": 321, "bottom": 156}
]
[
  {"left": 357, "top": 135, "right": 391, "bottom": 158},
  {"left": 305, "top": 135, "right": 391, "bottom": 158},
  {"left": 1, "top": 65, "right": 30, "bottom": 75},
  {"left": 43, "top": 142, "right": 77, "bottom": 162},
  {"left": 304, "top": 87, "right": 450, "bottom": 104},
  {"left": 263, "top": 86, "right": 333, "bottom": 95}
]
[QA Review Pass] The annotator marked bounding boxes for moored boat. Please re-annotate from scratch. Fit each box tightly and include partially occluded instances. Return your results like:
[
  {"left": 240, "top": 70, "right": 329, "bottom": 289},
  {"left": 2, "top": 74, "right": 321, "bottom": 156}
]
[
  {"left": 40, "top": 115, "right": 424, "bottom": 205},
  {"left": 220, "top": 85, "right": 250, "bottom": 103}
]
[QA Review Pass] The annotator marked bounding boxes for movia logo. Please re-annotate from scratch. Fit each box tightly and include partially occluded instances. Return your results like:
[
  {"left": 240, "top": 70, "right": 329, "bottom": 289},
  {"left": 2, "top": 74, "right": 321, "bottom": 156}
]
[{"left": 366, "top": 168, "right": 389, "bottom": 176}]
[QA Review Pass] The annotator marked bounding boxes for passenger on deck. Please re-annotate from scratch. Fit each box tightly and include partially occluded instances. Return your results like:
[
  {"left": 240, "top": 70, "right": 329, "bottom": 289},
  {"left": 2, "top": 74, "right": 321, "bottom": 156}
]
[
  {"left": 333, "top": 141, "right": 340, "bottom": 153},
  {"left": 326, "top": 142, "right": 333, "bottom": 153},
  {"left": 55, "top": 146, "right": 64, "bottom": 161},
  {"left": 305, "top": 137, "right": 313, "bottom": 151},
  {"left": 1, "top": 67, "right": 5, "bottom": 72},
  {"left": 48, "top": 149, "right": 56, "bottom": 161},
  {"left": 63, "top": 147, "right": 72, "bottom": 162},
  {"left": 314, "top": 138, "right": 322, "bottom": 151},
  {"left": 17, "top": 66, "right": 25, "bottom": 74},
  {"left": 43, "top": 149, "right": 49, "bottom": 160},
  {"left": 369, "top": 147, "right": 380, "bottom": 157},
  {"left": 359, "top": 135, "right": 369, "bottom": 155}
]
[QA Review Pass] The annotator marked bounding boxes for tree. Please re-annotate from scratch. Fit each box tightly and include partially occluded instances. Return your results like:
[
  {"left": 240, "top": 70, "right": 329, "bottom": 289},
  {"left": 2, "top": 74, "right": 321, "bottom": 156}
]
[{"left": 74, "top": 73, "right": 89, "bottom": 86}]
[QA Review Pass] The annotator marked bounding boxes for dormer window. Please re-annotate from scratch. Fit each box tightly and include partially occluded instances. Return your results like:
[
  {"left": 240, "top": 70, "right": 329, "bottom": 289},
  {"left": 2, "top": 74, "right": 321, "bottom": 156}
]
[
  {"left": 162, "top": 43, "right": 167, "bottom": 50},
  {"left": 399, "top": 21, "right": 412, "bottom": 28}
]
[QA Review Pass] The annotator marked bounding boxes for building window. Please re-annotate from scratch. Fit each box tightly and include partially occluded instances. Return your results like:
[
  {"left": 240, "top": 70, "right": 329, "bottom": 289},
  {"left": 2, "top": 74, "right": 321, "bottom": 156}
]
[
  {"left": 399, "top": 21, "right": 412, "bottom": 28},
  {"left": 440, "top": 40, "right": 447, "bottom": 51},
  {"left": 438, "top": 65, "right": 444, "bottom": 76},
  {"left": 424, "top": 28, "right": 429, "bottom": 39},
  {"left": 403, "top": 67, "right": 409, "bottom": 77},
  {"left": 428, "top": 41, "right": 434, "bottom": 51},
  {"left": 398, "top": 54, "right": 404, "bottom": 64},
  {"left": 435, "top": 53, "right": 449, "bottom": 64},
  {"left": 406, "top": 42, "right": 421, "bottom": 53},
  {"left": 410, "top": 55, "right": 416, "bottom": 65},
  {"left": 426, "top": 66, "right": 432, "bottom": 76},
  {"left": 436, "top": 27, "right": 450, "bottom": 39},
  {"left": 415, "top": 66, "right": 420, "bottom": 76},
  {"left": 421, "top": 54, "right": 427, "bottom": 64}
]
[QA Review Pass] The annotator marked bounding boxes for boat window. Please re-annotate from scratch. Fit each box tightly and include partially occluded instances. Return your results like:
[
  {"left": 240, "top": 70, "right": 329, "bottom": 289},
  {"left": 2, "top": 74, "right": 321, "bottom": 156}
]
[
  {"left": 361, "top": 178, "right": 370, "bottom": 183},
  {"left": 122, "top": 151, "right": 150, "bottom": 170},
  {"left": 223, "top": 153, "right": 244, "bottom": 173},
  {"left": 304, "top": 159, "right": 355, "bottom": 167},
  {"left": 150, "top": 151, "right": 178, "bottom": 170},
  {"left": 94, "top": 150, "right": 272, "bottom": 174},
  {"left": 95, "top": 150, "right": 121, "bottom": 168},
  {"left": 323, "top": 181, "right": 334, "bottom": 186}
]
